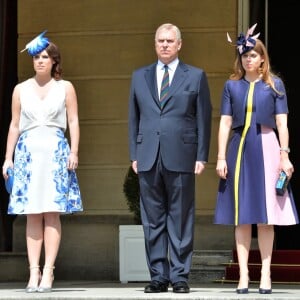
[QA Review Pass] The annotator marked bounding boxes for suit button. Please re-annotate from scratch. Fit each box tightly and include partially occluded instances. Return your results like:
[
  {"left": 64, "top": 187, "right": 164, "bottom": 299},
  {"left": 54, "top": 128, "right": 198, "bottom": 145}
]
[{"left": 156, "top": 132, "right": 160, "bottom": 135}]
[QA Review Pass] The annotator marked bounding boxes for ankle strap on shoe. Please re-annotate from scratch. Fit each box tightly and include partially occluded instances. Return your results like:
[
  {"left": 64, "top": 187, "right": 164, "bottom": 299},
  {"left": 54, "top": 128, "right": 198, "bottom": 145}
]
[{"left": 43, "top": 266, "right": 55, "bottom": 270}]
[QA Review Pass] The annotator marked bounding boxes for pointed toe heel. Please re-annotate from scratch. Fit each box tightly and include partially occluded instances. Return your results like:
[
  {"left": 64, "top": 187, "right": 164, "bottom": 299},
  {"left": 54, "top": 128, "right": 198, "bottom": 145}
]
[
  {"left": 25, "top": 266, "right": 41, "bottom": 293},
  {"left": 25, "top": 286, "right": 38, "bottom": 293},
  {"left": 236, "top": 288, "right": 248, "bottom": 294},
  {"left": 38, "top": 266, "right": 55, "bottom": 293},
  {"left": 259, "top": 288, "right": 272, "bottom": 294},
  {"left": 259, "top": 271, "right": 272, "bottom": 294},
  {"left": 37, "top": 286, "right": 52, "bottom": 293}
]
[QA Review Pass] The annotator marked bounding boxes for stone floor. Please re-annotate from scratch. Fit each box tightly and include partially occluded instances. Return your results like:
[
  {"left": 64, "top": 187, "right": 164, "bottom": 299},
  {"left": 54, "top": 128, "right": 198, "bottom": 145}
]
[{"left": 0, "top": 281, "right": 299, "bottom": 300}]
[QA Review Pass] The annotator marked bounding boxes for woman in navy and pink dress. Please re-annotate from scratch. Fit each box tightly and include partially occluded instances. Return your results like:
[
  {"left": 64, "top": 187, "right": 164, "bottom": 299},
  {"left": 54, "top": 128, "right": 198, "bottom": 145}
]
[
  {"left": 2, "top": 32, "right": 83, "bottom": 293},
  {"left": 214, "top": 24, "right": 298, "bottom": 295}
]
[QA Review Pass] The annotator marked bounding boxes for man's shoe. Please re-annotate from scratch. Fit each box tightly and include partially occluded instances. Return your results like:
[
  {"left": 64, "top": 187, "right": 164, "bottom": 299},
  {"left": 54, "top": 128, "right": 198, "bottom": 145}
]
[
  {"left": 172, "top": 281, "right": 190, "bottom": 293},
  {"left": 144, "top": 281, "right": 168, "bottom": 293}
]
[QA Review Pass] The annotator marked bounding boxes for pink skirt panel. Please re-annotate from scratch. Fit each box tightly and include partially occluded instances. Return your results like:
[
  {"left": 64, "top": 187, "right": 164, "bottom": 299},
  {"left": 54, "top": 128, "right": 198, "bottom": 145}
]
[{"left": 261, "top": 126, "right": 297, "bottom": 225}]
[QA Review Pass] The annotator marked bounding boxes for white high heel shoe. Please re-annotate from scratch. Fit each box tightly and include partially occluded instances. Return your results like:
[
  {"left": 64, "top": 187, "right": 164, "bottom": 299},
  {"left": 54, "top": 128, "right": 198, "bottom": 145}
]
[
  {"left": 25, "top": 266, "right": 41, "bottom": 293},
  {"left": 37, "top": 266, "right": 55, "bottom": 293}
]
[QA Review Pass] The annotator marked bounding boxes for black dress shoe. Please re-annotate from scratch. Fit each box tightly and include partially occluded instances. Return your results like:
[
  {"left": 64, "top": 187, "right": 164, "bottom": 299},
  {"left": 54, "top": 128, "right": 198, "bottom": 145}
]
[
  {"left": 236, "top": 288, "right": 248, "bottom": 294},
  {"left": 172, "top": 281, "right": 190, "bottom": 293},
  {"left": 144, "top": 281, "right": 168, "bottom": 293},
  {"left": 259, "top": 288, "right": 272, "bottom": 294}
]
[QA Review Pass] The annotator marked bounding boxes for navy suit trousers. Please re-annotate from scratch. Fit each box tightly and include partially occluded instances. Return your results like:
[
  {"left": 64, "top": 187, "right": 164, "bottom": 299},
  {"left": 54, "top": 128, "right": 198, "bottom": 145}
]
[{"left": 138, "top": 154, "right": 195, "bottom": 284}]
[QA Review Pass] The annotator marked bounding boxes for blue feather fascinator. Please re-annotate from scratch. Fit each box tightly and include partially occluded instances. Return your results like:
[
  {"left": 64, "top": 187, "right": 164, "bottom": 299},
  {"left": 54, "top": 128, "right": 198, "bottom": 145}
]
[{"left": 20, "top": 30, "right": 50, "bottom": 56}]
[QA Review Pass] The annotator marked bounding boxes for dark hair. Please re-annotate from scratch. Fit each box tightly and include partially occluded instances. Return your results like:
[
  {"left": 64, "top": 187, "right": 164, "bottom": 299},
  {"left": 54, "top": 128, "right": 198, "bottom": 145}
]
[{"left": 45, "top": 42, "right": 62, "bottom": 79}]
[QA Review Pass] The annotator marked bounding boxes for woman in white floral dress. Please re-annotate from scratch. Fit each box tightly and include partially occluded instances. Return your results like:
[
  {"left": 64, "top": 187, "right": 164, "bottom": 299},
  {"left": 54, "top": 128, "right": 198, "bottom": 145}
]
[{"left": 2, "top": 32, "right": 83, "bottom": 293}]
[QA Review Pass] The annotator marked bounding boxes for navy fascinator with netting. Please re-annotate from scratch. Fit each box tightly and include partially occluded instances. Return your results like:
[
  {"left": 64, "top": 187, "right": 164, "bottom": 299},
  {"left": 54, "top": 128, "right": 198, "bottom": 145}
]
[{"left": 227, "top": 23, "right": 260, "bottom": 55}]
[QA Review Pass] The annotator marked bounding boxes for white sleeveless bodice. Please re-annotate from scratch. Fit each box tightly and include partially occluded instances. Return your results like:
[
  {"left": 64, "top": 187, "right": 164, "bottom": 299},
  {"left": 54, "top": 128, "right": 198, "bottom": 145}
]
[{"left": 19, "top": 78, "right": 67, "bottom": 132}]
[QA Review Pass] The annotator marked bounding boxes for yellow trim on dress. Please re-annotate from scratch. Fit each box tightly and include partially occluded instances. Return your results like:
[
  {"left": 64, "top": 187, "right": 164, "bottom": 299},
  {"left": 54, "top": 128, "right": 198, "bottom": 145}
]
[{"left": 234, "top": 82, "right": 255, "bottom": 225}]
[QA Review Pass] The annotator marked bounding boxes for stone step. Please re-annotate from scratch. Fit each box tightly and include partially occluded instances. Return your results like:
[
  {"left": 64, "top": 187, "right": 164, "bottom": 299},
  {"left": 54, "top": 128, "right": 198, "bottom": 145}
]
[
  {"left": 190, "top": 250, "right": 233, "bottom": 283},
  {"left": 0, "top": 250, "right": 233, "bottom": 283},
  {"left": 0, "top": 252, "right": 27, "bottom": 281},
  {"left": 192, "top": 250, "right": 233, "bottom": 266},
  {"left": 190, "top": 267, "right": 226, "bottom": 284}
]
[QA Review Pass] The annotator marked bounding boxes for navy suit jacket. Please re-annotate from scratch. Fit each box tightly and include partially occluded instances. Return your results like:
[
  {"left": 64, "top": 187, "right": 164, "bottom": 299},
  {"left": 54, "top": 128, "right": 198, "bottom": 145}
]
[{"left": 128, "top": 61, "right": 212, "bottom": 172}]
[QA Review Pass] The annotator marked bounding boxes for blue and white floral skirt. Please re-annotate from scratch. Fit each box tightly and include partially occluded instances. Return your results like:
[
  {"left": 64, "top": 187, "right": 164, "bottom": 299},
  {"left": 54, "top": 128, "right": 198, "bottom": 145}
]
[{"left": 8, "top": 126, "right": 83, "bottom": 215}]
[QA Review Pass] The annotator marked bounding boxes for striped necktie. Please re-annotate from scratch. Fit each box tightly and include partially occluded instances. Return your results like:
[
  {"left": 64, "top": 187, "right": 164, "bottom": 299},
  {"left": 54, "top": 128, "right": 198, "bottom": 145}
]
[{"left": 160, "top": 65, "right": 169, "bottom": 104}]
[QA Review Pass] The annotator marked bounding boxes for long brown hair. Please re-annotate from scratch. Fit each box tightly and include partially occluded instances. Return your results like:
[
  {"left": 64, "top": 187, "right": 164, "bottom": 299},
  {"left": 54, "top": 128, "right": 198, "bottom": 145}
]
[
  {"left": 45, "top": 42, "right": 62, "bottom": 80},
  {"left": 230, "top": 39, "right": 281, "bottom": 94}
]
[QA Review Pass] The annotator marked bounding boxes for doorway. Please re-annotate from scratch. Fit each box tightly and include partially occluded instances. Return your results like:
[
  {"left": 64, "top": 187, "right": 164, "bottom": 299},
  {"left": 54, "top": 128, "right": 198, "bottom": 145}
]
[{"left": 267, "top": 0, "right": 300, "bottom": 249}]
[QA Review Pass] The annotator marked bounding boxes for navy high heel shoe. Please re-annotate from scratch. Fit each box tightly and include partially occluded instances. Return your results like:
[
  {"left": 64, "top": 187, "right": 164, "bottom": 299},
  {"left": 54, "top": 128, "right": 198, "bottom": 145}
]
[
  {"left": 236, "top": 288, "right": 249, "bottom": 294},
  {"left": 259, "top": 288, "right": 272, "bottom": 294},
  {"left": 259, "top": 271, "right": 272, "bottom": 294},
  {"left": 236, "top": 273, "right": 249, "bottom": 294}
]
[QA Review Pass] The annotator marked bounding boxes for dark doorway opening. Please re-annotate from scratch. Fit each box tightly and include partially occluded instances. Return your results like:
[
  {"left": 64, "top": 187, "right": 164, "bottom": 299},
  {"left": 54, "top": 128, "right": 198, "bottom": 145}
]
[
  {"left": 268, "top": 0, "right": 300, "bottom": 249},
  {"left": 250, "top": 0, "right": 300, "bottom": 249}
]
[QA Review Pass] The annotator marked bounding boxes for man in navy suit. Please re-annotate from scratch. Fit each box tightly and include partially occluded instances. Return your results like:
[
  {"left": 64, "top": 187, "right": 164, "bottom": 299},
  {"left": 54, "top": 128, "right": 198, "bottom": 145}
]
[{"left": 128, "top": 23, "right": 212, "bottom": 293}]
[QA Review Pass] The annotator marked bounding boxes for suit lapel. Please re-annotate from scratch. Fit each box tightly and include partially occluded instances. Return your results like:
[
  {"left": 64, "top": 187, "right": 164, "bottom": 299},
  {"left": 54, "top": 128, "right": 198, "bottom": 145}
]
[
  {"left": 144, "top": 63, "right": 160, "bottom": 104},
  {"left": 162, "top": 62, "right": 188, "bottom": 107}
]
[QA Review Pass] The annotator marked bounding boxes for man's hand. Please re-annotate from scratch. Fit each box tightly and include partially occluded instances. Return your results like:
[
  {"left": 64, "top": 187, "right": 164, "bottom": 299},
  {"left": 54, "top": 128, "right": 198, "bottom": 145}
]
[
  {"left": 194, "top": 161, "right": 205, "bottom": 175},
  {"left": 131, "top": 160, "right": 138, "bottom": 174}
]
